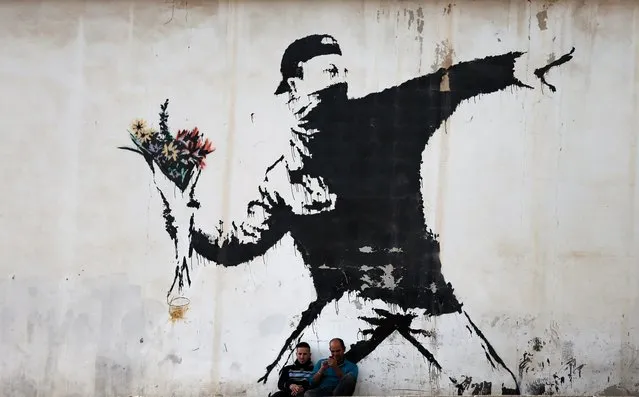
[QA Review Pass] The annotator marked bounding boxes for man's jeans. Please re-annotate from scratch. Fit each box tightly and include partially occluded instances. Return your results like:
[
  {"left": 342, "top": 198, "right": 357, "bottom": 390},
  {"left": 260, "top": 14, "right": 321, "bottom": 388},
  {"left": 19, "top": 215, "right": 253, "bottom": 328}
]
[{"left": 304, "top": 374, "right": 357, "bottom": 396}]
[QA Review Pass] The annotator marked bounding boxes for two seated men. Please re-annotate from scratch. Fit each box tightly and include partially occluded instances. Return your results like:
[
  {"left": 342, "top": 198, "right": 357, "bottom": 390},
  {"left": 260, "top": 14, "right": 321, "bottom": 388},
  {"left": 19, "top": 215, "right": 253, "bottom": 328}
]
[{"left": 271, "top": 338, "right": 358, "bottom": 397}]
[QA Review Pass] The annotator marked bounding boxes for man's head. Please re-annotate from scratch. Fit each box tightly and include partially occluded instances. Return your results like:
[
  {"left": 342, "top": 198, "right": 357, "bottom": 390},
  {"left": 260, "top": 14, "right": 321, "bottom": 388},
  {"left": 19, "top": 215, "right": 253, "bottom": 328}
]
[
  {"left": 274, "top": 34, "right": 349, "bottom": 119},
  {"left": 329, "top": 338, "right": 346, "bottom": 363},
  {"left": 295, "top": 342, "right": 311, "bottom": 364}
]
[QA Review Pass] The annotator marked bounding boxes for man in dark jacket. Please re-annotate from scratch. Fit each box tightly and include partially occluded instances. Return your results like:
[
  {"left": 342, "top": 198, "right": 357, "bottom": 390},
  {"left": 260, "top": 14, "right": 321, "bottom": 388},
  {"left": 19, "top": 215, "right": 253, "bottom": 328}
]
[{"left": 271, "top": 342, "right": 314, "bottom": 397}]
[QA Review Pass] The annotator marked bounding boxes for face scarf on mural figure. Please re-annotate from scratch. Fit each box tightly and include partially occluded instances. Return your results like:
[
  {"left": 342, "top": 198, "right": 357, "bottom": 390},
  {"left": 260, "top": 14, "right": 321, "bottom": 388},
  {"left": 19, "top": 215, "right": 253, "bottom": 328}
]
[
  {"left": 284, "top": 54, "right": 349, "bottom": 125},
  {"left": 275, "top": 54, "right": 350, "bottom": 218}
]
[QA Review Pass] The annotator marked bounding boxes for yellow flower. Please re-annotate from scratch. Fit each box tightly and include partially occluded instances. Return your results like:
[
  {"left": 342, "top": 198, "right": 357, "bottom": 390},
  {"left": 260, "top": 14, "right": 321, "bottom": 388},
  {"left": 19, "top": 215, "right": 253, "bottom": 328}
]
[
  {"left": 162, "top": 142, "right": 178, "bottom": 161},
  {"left": 137, "top": 128, "right": 156, "bottom": 143},
  {"left": 130, "top": 119, "right": 147, "bottom": 135}
]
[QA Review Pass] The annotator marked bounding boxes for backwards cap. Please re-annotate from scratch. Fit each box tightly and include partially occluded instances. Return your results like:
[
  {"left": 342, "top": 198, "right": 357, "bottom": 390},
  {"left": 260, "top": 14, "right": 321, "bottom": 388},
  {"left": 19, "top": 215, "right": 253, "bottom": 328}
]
[{"left": 274, "top": 34, "right": 342, "bottom": 95}]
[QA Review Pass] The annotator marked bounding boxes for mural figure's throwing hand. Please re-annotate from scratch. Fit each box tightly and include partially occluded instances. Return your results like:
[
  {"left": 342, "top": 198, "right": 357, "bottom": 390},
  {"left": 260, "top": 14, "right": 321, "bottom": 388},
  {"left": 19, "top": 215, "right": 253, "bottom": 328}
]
[
  {"left": 512, "top": 47, "right": 576, "bottom": 92},
  {"left": 533, "top": 47, "right": 576, "bottom": 92}
]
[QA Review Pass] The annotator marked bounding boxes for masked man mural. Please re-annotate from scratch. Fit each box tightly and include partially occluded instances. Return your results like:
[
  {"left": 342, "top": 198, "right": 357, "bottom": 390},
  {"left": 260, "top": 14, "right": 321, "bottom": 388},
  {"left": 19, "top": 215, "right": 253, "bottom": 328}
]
[{"left": 123, "top": 34, "right": 575, "bottom": 395}]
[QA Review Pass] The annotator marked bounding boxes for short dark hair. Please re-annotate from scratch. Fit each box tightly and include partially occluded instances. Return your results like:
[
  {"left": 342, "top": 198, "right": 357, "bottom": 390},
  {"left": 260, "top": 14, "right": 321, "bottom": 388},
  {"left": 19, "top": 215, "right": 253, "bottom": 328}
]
[
  {"left": 296, "top": 342, "right": 311, "bottom": 350},
  {"left": 330, "top": 338, "right": 345, "bottom": 350}
]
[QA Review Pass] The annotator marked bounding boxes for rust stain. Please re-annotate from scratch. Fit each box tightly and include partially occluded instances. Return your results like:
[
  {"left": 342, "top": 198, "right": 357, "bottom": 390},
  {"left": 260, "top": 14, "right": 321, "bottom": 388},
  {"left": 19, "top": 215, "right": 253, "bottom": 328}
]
[
  {"left": 443, "top": 3, "right": 453, "bottom": 15},
  {"left": 416, "top": 6, "right": 424, "bottom": 35},
  {"left": 558, "top": 250, "right": 613, "bottom": 260},
  {"left": 440, "top": 73, "right": 450, "bottom": 92},
  {"left": 536, "top": 9, "right": 548, "bottom": 31},
  {"left": 170, "top": 0, "right": 210, "bottom": 9},
  {"left": 535, "top": 0, "right": 563, "bottom": 32},
  {"left": 431, "top": 39, "right": 455, "bottom": 71},
  {"left": 173, "top": 0, "right": 189, "bottom": 8},
  {"left": 168, "top": 296, "right": 190, "bottom": 323}
]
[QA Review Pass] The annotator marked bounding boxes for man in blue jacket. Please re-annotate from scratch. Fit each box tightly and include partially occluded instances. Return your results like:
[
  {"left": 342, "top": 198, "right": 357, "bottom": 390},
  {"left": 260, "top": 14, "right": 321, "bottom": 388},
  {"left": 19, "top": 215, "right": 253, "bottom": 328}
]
[{"left": 305, "top": 338, "right": 358, "bottom": 396}]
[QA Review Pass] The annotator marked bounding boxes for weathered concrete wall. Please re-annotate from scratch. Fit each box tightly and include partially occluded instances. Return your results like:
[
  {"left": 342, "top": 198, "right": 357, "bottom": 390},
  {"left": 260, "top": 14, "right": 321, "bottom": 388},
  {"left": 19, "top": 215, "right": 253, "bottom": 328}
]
[{"left": 0, "top": 1, "right": 637, "bottom": 396}]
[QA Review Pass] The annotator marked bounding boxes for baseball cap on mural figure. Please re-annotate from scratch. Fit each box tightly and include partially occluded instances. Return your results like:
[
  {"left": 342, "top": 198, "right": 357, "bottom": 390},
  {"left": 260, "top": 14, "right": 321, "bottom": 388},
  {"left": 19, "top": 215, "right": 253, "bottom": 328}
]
[{"left": 274, "top": 34, "right": 343, "bottom": 95}]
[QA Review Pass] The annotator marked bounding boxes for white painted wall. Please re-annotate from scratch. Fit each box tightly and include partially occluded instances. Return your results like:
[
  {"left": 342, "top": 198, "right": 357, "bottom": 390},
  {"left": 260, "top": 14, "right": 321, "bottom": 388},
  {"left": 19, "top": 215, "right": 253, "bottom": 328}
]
[{"left": 0, "top": 1, "right": 637, "bottom": 396}]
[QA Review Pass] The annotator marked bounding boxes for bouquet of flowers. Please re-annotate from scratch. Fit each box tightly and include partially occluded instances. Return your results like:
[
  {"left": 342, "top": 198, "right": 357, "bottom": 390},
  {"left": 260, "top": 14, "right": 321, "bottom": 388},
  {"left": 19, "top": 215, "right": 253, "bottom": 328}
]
[{"left": 120, "top": 99, "right": 215, "bottom": 191}]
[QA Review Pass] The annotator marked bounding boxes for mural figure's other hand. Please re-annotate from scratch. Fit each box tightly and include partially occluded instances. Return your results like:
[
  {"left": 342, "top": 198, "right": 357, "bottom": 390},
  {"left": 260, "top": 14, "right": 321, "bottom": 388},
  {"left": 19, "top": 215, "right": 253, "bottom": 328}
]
[
  {"left": 151, "top": 167, "right": 202, "bottom": 298},
  {"left": 151, "top": 167, "right": 200, "bottom": 257}
]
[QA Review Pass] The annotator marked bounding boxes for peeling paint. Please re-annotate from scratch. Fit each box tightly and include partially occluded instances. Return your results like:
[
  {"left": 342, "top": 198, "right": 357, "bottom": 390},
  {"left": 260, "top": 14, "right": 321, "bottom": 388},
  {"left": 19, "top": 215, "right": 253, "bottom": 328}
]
[
  {"left": 431, "top": 39, "right": 455, "bottom": 71},
  {"left": 536, "top": 9, "right": 548, "bottom": 31}
]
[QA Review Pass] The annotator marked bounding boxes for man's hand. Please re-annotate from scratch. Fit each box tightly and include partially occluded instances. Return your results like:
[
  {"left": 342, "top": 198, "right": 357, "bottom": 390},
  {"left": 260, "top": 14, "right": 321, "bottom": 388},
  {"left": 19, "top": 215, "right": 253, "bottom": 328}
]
[
  {"left": 312, "top": 361, "right": 328, "bottom": 386},
  {"left": 289, "top": 384, "right": 303, "bottom": 396},
  {"left": 327, "top": 357, "right": 337, "bottom": 368}
]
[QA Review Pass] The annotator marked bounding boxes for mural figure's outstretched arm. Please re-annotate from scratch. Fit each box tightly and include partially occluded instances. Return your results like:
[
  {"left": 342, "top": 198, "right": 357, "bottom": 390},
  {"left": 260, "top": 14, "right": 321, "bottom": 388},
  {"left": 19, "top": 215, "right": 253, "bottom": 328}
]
[{"left": 361, "top": 47, "right": 576, "bottom": 146}]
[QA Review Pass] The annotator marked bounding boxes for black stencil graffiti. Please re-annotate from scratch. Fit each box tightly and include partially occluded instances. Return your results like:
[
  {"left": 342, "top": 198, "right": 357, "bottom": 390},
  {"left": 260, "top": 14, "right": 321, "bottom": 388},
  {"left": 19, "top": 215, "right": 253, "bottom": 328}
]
[
  {"left": 519, "top": 337, "right": 586, "bottom": 395},
  {"left": 122, "top": 33, "right": 575, "bottom": 394}
]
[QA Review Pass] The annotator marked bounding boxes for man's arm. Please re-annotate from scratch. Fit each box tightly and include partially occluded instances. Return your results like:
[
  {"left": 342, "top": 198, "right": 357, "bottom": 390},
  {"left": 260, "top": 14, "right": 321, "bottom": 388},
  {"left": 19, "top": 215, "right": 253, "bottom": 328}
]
[
  {"left": 332, "top": 365, "right": 344, "bottom": 379},
  {"left": 277, "top": 365, "right": 291, "bottom": 391},
  {"left": 299, "top": 372, "right": 311, "bottom": 390},
  {"left": 310, "top": 360, "right": 325, "bottom": 387},
  {"left": 345, "top": 363, "right": 358, "bottom": 379},
  {"left": 332, "top": 361, "right": 357, "bottom": 380}
]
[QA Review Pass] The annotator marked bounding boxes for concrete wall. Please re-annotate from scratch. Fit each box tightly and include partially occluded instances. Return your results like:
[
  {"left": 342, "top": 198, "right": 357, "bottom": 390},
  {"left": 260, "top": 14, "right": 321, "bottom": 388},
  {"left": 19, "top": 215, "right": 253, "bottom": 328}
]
[{"left": 0, "top": 1, "right": 637, "bottom": 396}]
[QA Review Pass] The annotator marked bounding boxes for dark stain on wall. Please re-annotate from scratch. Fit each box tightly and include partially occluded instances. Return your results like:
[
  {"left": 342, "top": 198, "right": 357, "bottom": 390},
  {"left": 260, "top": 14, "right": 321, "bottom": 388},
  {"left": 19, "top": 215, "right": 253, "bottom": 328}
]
[{"left": 519, "top": 337, "right": 586, "bottom": 395}]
